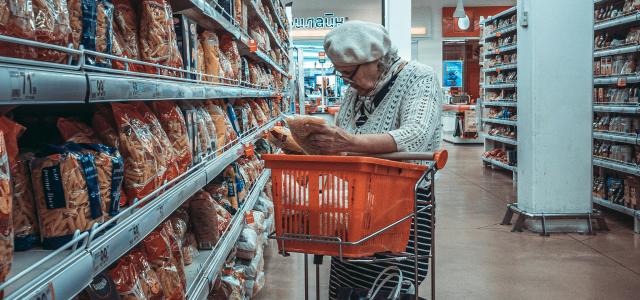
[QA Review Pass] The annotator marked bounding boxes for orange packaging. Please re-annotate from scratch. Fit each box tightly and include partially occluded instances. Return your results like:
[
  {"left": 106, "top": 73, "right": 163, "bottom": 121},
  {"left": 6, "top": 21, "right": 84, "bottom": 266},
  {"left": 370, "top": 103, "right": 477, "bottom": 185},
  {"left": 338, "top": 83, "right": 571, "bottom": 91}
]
[
  {"left": 111, "top": 102, "right": 163, "bottom": 201},
  {"left": 0, "top": 131, "right": 13, "bottom": 290},
  {"left": 149, "top": 101, "right": 192, "bottom": 174},
  {"left": 142, "top": 230, "right": 185, "bottom": 300},
  {"left": 138, "top": 0, "right": 181, "bottom": 74},
  {"left": 128, "top": 250, "right": 164, "bottom": 299},
  {"left": 162, "top": 221, "right": 186, "bottom": 289},
  {"left": 56, "top": 117, "right": 102, "bottom": 144},
  {"left": 32, "top": 0, "right": 73, "bottom": 63},
  {"left": 0, "top": 0, "right": 37, "bottom": 59},
  {"left": 109, "top": 256, "right": 147, "bottom": 299},
  {"left": 133, "top": 102, "right": 179, "bottom": 183}
]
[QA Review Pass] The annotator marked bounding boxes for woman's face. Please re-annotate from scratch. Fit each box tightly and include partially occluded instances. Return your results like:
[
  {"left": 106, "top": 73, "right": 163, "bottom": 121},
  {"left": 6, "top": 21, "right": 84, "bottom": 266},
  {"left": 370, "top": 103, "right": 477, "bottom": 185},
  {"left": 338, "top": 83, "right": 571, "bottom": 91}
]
[{"left": 335, "top": 60, "right": 379, "bottom": 95}]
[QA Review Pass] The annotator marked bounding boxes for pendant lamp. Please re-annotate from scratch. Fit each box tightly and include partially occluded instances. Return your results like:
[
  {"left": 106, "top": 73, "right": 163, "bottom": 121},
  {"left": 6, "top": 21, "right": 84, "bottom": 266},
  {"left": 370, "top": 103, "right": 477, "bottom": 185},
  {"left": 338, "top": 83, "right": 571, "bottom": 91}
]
[{"left": 453, "top": 0, "right": 466, "bottom": 18}]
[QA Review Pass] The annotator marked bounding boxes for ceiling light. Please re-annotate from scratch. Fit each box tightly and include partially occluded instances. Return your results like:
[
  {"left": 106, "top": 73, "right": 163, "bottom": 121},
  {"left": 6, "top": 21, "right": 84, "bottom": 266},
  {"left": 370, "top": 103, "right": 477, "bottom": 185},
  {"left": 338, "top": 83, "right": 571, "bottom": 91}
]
[
  {"left": 458, "top": 15, "right": 470, "bottom": 30},
  {"left": 453, "top": 0, "right": 466, "bottom": 18}
]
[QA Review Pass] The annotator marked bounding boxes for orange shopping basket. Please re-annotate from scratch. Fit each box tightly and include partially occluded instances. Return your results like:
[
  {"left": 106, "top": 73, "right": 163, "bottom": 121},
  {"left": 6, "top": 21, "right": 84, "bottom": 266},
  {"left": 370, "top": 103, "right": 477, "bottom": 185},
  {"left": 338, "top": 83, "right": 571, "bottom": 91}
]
[{"left": 262, "top": 151, "right": 447, "bottom": 258}]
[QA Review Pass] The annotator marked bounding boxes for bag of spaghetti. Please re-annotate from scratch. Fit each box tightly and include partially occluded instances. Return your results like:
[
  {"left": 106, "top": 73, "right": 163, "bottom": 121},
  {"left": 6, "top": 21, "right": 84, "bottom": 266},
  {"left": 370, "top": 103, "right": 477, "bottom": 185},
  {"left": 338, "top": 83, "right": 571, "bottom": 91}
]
[
  {"left": 31, "top": 146, "right": 103, "bottom": 249},
  {"left": 133, "top": 102, "right": 179, "bottom": 182},
  {"left": 0, "top": 0, "right": 37, "bottom": 59},
  {"left": 111, "top": 102, "right": 164, "bottom": 202},
  {"left": 149, "top": 101, "right": 192, "bottom": 173}
]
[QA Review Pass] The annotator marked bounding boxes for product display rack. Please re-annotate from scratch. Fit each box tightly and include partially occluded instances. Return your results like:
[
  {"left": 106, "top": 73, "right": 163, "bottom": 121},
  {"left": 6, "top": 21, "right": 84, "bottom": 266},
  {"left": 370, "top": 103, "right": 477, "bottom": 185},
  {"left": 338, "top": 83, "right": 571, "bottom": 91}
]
[
  {"left": 478, "top": 6, "right": 519, "bottom": 181},
  {"left": 592, "top": 0, "right": 640, "bottom": 233},
  {"left": 0, "top": 0, "right": 293, "bottom": 297}
]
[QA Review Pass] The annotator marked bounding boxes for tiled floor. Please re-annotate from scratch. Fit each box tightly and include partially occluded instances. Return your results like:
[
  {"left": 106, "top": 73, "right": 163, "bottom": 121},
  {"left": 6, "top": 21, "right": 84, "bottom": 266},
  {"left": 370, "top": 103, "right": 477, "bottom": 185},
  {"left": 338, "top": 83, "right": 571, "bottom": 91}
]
[{"left": 255, "top": 144, "right": 640, "bottom": 300}]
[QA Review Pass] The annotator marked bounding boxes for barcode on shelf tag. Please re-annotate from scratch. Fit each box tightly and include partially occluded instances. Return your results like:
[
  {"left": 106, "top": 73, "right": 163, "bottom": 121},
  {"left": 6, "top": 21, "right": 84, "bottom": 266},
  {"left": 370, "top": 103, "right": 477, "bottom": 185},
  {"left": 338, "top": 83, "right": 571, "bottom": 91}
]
[
  {"left": 617, "top": 77, "right": 627, "bottom": 87},
  {"left": 28, "top": 282, "right": 55, "bottom": 300},
  {"left": 92, "top": 245, "right": 110, "bottom": 273},
  {"left": 9, "top": 69, "right": 37, "bottom": 100},
  {"left": 245, "top": 211, "right": 255, "bottom": 224}
]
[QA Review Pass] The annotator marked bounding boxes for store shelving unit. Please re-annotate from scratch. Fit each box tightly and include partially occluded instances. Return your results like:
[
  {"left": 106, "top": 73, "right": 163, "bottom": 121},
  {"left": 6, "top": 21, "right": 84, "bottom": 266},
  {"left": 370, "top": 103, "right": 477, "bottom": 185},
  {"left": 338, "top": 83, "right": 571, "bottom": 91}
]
[
  {"left": 592, "top": 0, "right": 640, "bottom": 233},
  {"left": 479, "top": 6, "right": 518, "bottom": 181},
  {"left": 0, "top": 0, "right": 293, "bottom": 297}
]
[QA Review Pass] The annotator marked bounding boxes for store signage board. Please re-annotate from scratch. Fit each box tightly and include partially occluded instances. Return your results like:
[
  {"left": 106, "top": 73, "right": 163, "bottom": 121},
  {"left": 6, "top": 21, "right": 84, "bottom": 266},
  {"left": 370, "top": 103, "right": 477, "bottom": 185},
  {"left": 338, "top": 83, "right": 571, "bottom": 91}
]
[
  {"left": 292, "top": 13, "right": 347, "bottom": 29},
  {"left": 443, "top": 61, "right": 463, "bottom": 87}
]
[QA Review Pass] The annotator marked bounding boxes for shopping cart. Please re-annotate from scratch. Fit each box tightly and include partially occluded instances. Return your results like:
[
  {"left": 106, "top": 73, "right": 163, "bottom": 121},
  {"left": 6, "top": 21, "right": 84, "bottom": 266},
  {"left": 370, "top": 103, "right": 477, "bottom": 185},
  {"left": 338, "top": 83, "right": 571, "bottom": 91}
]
[{"left": 263, "top": 150, "right": 448, "bottom": 300}]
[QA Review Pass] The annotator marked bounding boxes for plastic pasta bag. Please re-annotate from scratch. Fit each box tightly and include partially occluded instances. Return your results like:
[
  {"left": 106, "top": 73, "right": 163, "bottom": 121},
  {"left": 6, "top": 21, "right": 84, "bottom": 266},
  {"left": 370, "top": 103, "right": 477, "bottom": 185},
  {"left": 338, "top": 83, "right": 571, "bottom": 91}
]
[
  {"left": 128, "top": 250, "right": 164, "bottom": 299},
  {"left": 219, "top": 34, "right": 241, "bottom": 81},
  {"left": 149, "top": 101, "right": 192, "bottom": 174},
  {"left": 285, "top": 115, "right": 327, "bottom": 155},
  {"left": 0, "top": 131, "right": 12, "bottom": 286},
  {"left": 32, "top": 0, "right": 72, "bottom": 63},
  {"left": 139, "top": 0, "right": 177, "bottom": 71},
  {"left": 188, "top": 190, "right": 219, "bottom": 249},
  {"left": 142, "top": 230, "right": 186, "bottom": 300},
  {"left": 162, "top": 221, "right": 187, "bottom": 290},
  {"left": 0, "top": 0, "right": 37, "bottom": 59},
  {"left": 111, "top": 102, "right": 163, "bottom": 201},
  {"left": 236, "top": 227, "right": 258, "bottom": 260},
  {"left": 200, "top": 31, "right": 222, "bottom": 82},
  {"left": 109, "top": 256, "right": 147, "bottom": 300},
  {"left": 196, "top": 105, "right": 217, "bottom": 153},
  {"left": 92, "top": 104, "right": 120, "bottom": 149},
  {"left": 12, "top": 153, "right": 38, "bottom": 251},
  {"left": 134, "top": 102, "right": 179, "bottom": 182},
  {"left": 268, "top": 126, "right": 304, "bottom": 154},
  {"left": 248, "top": 101, "right": 267, "bottom": 126},
  {"left": 203, "top": 100, "right": 229, "bottom": 153},
  {"left": 56, "top": 117, "right": 102, "bottom": 144},
  {"left": 196, "top": 38, "right": 206, "bottom": 76}
]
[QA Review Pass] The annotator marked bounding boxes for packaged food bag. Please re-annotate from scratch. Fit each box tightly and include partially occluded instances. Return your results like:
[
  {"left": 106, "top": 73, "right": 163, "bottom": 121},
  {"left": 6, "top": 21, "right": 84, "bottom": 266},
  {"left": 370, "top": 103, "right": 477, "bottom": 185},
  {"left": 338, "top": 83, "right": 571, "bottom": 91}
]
[
  {"left": 200, "top": 31, "right": 221, "bottom": 82},
  {"left": 285, "top": 115, "right": 327, "bottom": 155},
  {"left": 56, "top": 117, "right": 102, "bottom": 144},
  {"left": 0, "top": 0, "right": 37, "bottom": 59},
  {"left": 149, "top": 101, "right": 192, "bottom": 173},
  {"left": 188, "top": 190, "right": 220, "bottom": 250},
  {"left": 142, "top": 230, "right": 185, "bottom": 300},
  {"left": 268, "top": 126, "right": 304, "bottom": 154},
  {"left": 133, "top": 102, "right": 179, "bottom": 182},
  {"left": 12, "top": 153, "right": 39, "bottom": 251},
  {"left": 0, "top": 131, "right": 13, "bottom": 287},
  {"left": 128, "top": 250, "right": 164, "bottom": 299},
  {"left": 109, "top": 256, "right": 147, "bottom": 299},
  {"left": 33, "top": 0, "right": 73, "bottom": 63}
]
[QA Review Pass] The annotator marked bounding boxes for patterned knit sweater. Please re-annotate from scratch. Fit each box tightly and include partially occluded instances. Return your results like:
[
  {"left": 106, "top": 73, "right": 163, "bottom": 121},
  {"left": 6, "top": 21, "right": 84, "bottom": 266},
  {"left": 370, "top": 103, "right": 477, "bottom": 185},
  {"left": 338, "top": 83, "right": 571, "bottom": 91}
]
[{"left": 335, "top": 61, "right": 443, "bottom": 153}]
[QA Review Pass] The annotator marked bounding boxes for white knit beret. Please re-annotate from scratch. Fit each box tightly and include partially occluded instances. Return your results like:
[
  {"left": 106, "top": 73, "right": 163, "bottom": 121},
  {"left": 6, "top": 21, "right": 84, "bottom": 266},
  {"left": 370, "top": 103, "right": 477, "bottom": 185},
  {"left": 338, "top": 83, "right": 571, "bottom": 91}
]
[{"left": 324, "top": 21, "right": 392, "bottom": 67}]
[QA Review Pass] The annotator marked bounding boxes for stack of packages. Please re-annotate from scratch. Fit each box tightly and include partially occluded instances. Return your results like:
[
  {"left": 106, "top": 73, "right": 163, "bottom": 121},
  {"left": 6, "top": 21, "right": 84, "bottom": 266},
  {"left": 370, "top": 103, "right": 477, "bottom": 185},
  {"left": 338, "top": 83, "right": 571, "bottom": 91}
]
[{"left": 208, "top": 188, "right": 274, "bottom": 299}]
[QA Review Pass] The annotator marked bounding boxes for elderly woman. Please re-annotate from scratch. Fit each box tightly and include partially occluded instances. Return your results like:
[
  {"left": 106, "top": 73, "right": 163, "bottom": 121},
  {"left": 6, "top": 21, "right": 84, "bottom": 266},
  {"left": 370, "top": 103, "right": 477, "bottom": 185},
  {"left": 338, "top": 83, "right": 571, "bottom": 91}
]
[{"left": 305, "top": 21, "right": 442, "bottom": 298}]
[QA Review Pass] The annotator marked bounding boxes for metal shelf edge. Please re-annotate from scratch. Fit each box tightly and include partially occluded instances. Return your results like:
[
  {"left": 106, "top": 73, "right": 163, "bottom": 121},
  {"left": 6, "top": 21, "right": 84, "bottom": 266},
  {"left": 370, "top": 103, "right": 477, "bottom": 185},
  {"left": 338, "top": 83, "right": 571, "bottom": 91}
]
[
  {"left": 592, "top": 157, "right": 640, "bottom": 176},
  {"left": 481, "top": 101, "right": 517, "bottom": 107},
  {"left": 594, "top": 45, "right": 640, "bottom": 58},
  {"left": 481, "top": 118, "right": 517, "bottom": 126},
  {"left": 593, "top": 196, "right": 639, "bottom": 217},
  {"left": 482, "top": 156, "right": 517, "bottom": 172},
  {"left": 480, "top": 133, "right": 518, "bottom": 145},
  {"left": 594, "top": 13, "right": 640, "bottom": 31},
  {"left": 593, "top": 105, "right": 640, "bottom": 113},
  {"left": 482, "top": 6, "right": 517, "bottom": 25},
  {"left": 593, "top": 131, "right": 639, "bottom": 144}
]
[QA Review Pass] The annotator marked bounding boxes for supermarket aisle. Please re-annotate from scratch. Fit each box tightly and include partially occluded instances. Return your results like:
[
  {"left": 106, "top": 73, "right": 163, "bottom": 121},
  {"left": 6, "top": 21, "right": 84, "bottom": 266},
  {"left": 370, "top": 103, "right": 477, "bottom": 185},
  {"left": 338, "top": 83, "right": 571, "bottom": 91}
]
[{"left": 256, "top": 144, "right": 640, "bottom": 300}]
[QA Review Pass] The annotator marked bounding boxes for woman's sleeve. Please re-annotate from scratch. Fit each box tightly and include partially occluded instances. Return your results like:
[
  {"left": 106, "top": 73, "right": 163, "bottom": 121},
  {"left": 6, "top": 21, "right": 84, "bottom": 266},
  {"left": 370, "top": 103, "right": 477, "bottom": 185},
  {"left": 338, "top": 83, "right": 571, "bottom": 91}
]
[{"left": 388, "top": 71, "right": 443, "bottom": 152}]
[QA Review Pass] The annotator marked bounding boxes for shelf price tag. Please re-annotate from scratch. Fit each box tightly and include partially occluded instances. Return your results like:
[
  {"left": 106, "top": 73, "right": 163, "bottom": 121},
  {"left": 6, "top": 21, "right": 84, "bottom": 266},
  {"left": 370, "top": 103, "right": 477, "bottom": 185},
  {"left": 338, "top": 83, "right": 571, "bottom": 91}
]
[
  {"left": 249, "top": 39, "right": 258, "bottom": 52},
  {"left": 128, "top": 222, "right": 141, "bottom": 246},
  {"left": 90, "top": 79, "right": 107, "bottom": 100},
  {"left": 9, "top": 68, "right": 37, "bottom": 100},
  {"left": 92, "top": 245, "right": 110, "bottom": 273},
  {"left": 617, "top": 77, "right": 627, "bottom": 87},
  {"left": 244, "top": 144, "right": 255, "bottom": 157},
  {"left": 28, "top": 282, "right": 55, "bottom": 300}
]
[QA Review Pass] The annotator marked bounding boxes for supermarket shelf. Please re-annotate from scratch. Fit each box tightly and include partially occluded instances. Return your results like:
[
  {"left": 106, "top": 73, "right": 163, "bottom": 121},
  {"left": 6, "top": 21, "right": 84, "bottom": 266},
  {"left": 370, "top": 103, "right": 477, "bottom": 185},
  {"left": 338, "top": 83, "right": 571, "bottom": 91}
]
[
  {"left": 482, "top": 100, "right": 517, "bottom": 107},
  {"left": 482, "top": 63, "right": 517, "bottom": 73},
  {"left": 594, "top": 74, "right": 640, "bottom": 85},
  {"left": 85, "top": 117, "right": 280, "bottom": 278},
  {"left": 482, "top": 156, "right": 517, "bottom": 172},
  {"left": 482, "top": 118, "right": 517, "bottom": 126},
  {"left": 483, "top": 44, "right": 517, "bottom": 56},
  {"left": 594, "top": 12, "right": 640, "bottom": 31},
  {"left": 0, "top": 62, "right": 87, "bottom": 105},
  {"left": 187, "top": 169, "right": 271, "bottom": 300},
  {"left": 483, "top": 6, "right": 517, "bottom": 24},
  {"left": 480, "top": 133, "right": 518, "bottom": 146},
  {"left": 593, "top": 131, "right": 639, "bottom": 145},
  {"left": 248, "top": 0, "right": 289, "bottom": 59},
  {"left": 593, "top": 196, "right": 640, "bottom": 218},
  {"left": 265, "top": 0, "right": 290, "bottom": 41},
  {"left": 481, "top": 82, "right": 517, "bottom": 89},
  {"left": 484, "top": 24, "right": 517, "bottom": 40},
  {"left": 593, "top": 157, "right": 640, "bottom": 176},
  {"left": 594, "top": 44, "right": 640, "bottom": 58},
  {"left": 593, "top": 104, "right": 640, "bottom": 113}
]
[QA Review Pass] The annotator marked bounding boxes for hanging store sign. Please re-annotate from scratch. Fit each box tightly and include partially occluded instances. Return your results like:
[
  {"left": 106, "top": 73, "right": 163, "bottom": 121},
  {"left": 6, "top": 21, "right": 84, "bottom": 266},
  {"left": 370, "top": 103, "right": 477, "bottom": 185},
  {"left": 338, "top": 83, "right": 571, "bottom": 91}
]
[
  {"left": 318, "top": 52, "right": 326, "bottom": 63},
  {"left": 292, "top": 13, "right": 347, "bottom": 29},
  {"left": 443, "top": 61, "right": 463, "bottom": 87}
]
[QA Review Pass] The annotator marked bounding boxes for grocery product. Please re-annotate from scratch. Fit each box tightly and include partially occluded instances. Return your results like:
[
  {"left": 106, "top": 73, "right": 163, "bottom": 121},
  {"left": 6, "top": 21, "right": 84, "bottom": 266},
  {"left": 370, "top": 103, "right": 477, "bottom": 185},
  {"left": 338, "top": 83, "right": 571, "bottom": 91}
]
[
  {"left": 0, "top": 131, "right": 13, "bottom": 286},
  {"left": 200, "top": 31, "right": 221, "bottom": 82},
  {"left": 12, "top": 153, "right": 38, "bottom": 251},
  {"left": 196, "top": 105, "right": 218, "bottom": 153},
  {"left": 134, "top": 102, "right": 179, "bottom": 183},
  {"left": 139, "top": 0, "right": 179, "bottom": 72},
  {"left": 220, "top": 34, "right": 241, "bottom": 80},
  {"left": 128, "top": 250, "right": 164, "bottom": 299},
  {"left": 203, "top": 100, "right": 228, "bottom": 153},
  {"left": 188, "top": 190, "right": 220, "bottom": 249},
  {"left": 111, "top": 102, "right": 163, "bottom": 201},
  {"left": 142, "top": 230, "right": 185, "bottom": 300},
  {"left": 268, "top": 126, "right": 304, "bottom": 154},
  {"left": 112, "top": 0, "right": 140, "bottom": 70},
  {"left": 92, "top": 104, "right": 120, "bottom": 149},
  {"left": 285, "top": 115, "right": 327, "bottom": 155},
  {"left": 109, "top": 256, "right": 147, "bottom": 300},
  {"left": 33, "top": 0, "right": 73, "bottom": 63},
  {"left": 0, "top": 0, "right": 37, "bottom": 59},
  {"left": 162, "top": 221, "right": 187, "bottom": 290},
  {"left": 149, "top": 101, "right": 192, "bottom": 173},
  {"left": 56, "top": 117, "right": 102, "bottom": 144}
]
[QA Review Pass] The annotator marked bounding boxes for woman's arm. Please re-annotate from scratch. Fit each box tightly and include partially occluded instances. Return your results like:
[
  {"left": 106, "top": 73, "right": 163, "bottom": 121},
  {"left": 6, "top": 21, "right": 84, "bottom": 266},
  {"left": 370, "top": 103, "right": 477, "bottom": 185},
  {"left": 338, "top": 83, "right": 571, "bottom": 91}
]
[{"left": 307, "top": 124, "right": 397, "bottom": 154}]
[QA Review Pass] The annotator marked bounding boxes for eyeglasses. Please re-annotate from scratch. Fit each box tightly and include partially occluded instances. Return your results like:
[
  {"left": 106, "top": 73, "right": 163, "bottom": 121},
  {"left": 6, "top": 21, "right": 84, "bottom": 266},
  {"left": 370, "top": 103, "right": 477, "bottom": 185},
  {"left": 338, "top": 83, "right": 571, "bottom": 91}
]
[{"left": 335, "top": 64, "right": 361, "bottom": 84}]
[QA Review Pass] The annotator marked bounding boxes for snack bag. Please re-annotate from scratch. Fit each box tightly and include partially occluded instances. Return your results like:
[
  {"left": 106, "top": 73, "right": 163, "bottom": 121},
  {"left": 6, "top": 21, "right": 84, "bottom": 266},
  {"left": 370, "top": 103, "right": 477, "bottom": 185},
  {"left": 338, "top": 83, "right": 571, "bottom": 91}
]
[
  {"left": 109, "top": 256, "right": 147, "bottom": 300},
  {"left": 0, "top": 0, "right": 37, "bottom": 59},
  {"left": 111, "top": 102, "right": 163, "bottom": 201},
  {"left": 200, "top": 31, "right": 221, "bottom": 82},
  {"left": 0, "top": 131, "right": 13, "bottom": 287},
  {"left": 149, "top": 101, "right": 192, "bottom": 173},
  {"left": 128, "top": 249, "right": 164, "bottom": 299}
]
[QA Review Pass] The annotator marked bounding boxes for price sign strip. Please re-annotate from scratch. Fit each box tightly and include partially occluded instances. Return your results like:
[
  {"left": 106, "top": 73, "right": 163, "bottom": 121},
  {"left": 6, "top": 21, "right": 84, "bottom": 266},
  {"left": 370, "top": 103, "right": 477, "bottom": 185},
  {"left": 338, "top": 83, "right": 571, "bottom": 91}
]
[{"left": 0, "top": 67, "right": 86, "bottom": 104}]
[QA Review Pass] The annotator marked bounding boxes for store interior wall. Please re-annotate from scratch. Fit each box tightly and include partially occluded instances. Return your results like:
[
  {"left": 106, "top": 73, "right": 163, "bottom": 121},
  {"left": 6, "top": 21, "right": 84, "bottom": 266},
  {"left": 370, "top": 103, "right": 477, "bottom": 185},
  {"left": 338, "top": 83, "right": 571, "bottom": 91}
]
[{"left": 412, "top": 0, "right": 516, "bottom": 81}]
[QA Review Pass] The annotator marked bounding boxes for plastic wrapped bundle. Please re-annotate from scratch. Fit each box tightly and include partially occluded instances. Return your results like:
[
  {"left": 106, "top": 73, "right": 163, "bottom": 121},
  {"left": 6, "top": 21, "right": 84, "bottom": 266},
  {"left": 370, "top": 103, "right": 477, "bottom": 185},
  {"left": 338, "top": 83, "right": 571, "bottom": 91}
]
[
  {"left": 12, "top": 153, "right": 38, "bottom": 251},
  {"left": 32, "top": 0, "right": 72, "bottom": 63},
  {"left": 149, "top": 101, "right": 192, "bottom": 173},
  {"left": 0, "top": 131, "right": 12, "bottom": 286},
  {"left": 139, "top": 0, "right": 179, "bottom": 72},
  {"left": 219, "top": 34, "right": 241, "bottom": 81},
  {"left": 133, "top": 102, "right": 179, "bottom": 182},
  {"left": 0, "top": 0, "right": 37, "bottom": 59}
]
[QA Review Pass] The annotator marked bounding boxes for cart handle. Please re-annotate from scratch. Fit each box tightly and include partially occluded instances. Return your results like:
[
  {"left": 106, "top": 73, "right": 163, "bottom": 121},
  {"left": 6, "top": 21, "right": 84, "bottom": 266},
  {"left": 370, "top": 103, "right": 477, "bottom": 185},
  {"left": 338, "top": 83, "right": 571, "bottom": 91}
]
[{"left": 347, "top": 149, "right": 448, "bottom": 170}]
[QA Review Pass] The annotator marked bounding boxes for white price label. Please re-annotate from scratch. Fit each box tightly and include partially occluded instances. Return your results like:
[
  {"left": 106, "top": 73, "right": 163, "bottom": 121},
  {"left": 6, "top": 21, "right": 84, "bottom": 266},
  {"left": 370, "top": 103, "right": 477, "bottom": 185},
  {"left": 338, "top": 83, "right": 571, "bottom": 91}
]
[
  {"left": 90, "top": 79, "right": 106, "bottom": 100},
  {"left": 28, "top": 282, "right": 55, "bottom": 300},
  {"left": 9, "top": 69, "right": 37, "bottom": 100},
  {"left": 127, "top": 222, "right": 141, "bottom": 246},
  {"left": 156, "top": 204, "right": 166, "bottom": 224},
  {"left": 92, "top": 245, "right": 110, "bottom": 273}
]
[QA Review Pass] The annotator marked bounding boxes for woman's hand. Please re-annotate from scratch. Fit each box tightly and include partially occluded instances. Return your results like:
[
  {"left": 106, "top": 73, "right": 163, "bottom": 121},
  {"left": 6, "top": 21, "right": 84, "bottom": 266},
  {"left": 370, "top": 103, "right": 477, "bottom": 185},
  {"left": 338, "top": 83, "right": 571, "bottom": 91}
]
[{"left": 306, "top": 123, "right": 357, "bottom": 154}]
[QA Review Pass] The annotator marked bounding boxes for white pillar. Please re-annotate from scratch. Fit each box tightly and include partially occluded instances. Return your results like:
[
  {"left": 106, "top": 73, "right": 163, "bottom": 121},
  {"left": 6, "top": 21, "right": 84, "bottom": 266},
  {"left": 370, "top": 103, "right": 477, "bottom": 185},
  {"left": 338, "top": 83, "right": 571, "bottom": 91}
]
[
  {"left": 517, "top": 0, "right": 593, "bottom": 230},
  {"left": 385, "top": 0, "right": 411, "bottom": 60}
]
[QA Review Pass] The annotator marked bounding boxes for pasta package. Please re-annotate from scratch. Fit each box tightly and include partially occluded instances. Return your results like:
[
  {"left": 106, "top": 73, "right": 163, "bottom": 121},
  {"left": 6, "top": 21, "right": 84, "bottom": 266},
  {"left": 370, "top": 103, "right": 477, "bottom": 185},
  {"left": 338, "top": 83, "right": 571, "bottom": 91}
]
[
  {"left": 149, "top": 101, "right": 192, "bottom": 173},
  {"left": 200, "top": 31, "right": 221, "bottom": 82},
  {"left": 111, "top": 102, "right": 163, "bottom": 201},
  {"left": 203, "top": 100, "right": 229, "bottom": 153},
  {"left": 268, "top": 126, "right": 304, "bottom": 154},
  {"left": 12, "top": 153, "right": 38, "bottom": 251},
  {"left": 248, "top": 101, "right": 267, "bottom": 126},
  {"left": 33, "top": 0, "right": 73, "bottom": 63},
  {"left": 188, "top": 190, "right": 219, "bottom": 249},
  {"left": 128, "top": 250, "right": 164, "bottom": 299},
  {"left": 196, "top": 39, "right": 206, "bottom": 76},
  {"left": 92, "top": 104, "right": 120, "bottom": 149},
  {"left": 196, "top": 105, "right": 217, "bottom": 153},
  {"left": 219, "top": 34, "right": 241, "bottom": 80},
  {"left": 0, "top": 0, "right": 37, "bottom": 59},
  {"left": 109, "top": 256, "right": 147, "bottom": 300},
  {"left": 94, "top": 0, "right": 114, "bottom": 66},
  {"left": 142, "top": 230, "right": 186, "bottom": 300},
  {"left": 133, "top": 102, "right": 179, "bottom": 183},
  {"left": 139, "top": 0, "right": 179, "bottom": 72},
  {"left": 30, "top": 150, "right": 102, "bottom": 249},
  {"left": 162, "top": 221, "right": 186, "bottom": 289},
  {"left": 56, "top": 117, "right": 102, "bottom": 144},
  {"left": 112, "top": 0, "right": 139, "bottom": 59},
  {"left": 285, "top": 115, "right": 327, "bottom": 155},
  {"left": 0, "top": 131, "right": 13, "bottom": 286},
  {"left": 223, "top": 165, "right": 238, "bottom": 209}
]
